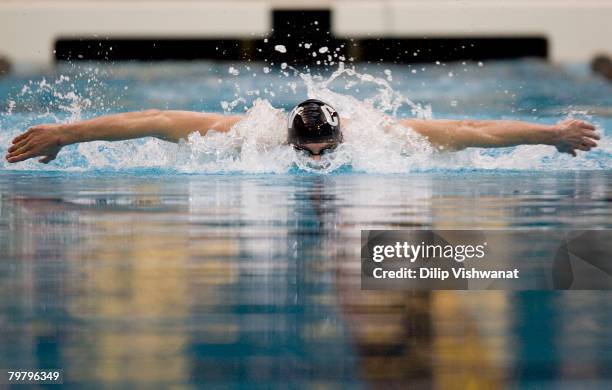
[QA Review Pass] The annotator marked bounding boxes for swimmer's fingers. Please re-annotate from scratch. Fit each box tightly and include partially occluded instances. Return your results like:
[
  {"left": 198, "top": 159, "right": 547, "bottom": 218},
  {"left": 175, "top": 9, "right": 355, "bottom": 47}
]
[
  {"left": 6, "top": 151, "right": 34, "bottom": 163},
  {"left": 583, "top": 130, "right": 600, "bottom": 140},
  {"left": 561, "top": 118, "right": 596, "bottom": 130},
  {"left": 6, "top": 142, "right": 32, "bottom": 159},
  {"left": 576, "top": 121, "right": 600, "bottom": 143},
  {"left": 576, "top": 120, "right": 596, "bottom": 131},
  {"left": 39, "top": 153, "right": 57, "bottom": 164},
  {"left": 11, "top": 131, "right": 31, "bottom": 144},
  {"left": 565, "top": 147, "right": 578, "bottom": 157},
  {"left": 556, "top": 145, "right": 578, "bottom": 157},
  {"left": 12, "top": 124, "right": 58, "bottom": 144},
  {"left": 5, "top": 141, "right": 40, "bottom": 162},
  {"left": 583, "top": 122, "right": 596, "bottom": 130},
  {"left": 7, "top": 136, "right": 31, "bottom": 152},
  {"left": 6, "top": 125, "right": 64, "bottom": 163}
]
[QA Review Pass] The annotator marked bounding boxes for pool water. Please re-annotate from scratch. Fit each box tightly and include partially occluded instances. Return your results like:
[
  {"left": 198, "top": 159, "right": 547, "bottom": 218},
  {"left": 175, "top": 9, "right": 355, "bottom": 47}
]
[
  {"left": 1, "top": 59, "right": 611, "bottom": 387},
  {"left": 1, "top": 60, "right": 611, "bottom": 173}
]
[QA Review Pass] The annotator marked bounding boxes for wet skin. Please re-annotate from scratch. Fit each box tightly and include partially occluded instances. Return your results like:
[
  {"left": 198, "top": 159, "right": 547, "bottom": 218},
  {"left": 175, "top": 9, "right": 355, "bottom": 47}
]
[
  {"left": 4, "top": 115, "right": 600, "bottom": 164},
  {"left": 293, "top": 142, "right": 340, "bottom": 161}
]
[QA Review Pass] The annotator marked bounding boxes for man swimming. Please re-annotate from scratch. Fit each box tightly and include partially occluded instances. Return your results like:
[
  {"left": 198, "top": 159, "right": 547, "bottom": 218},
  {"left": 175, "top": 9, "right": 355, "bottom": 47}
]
[{"left": 4, "top": 98, "right": 599, "bottom": 164}]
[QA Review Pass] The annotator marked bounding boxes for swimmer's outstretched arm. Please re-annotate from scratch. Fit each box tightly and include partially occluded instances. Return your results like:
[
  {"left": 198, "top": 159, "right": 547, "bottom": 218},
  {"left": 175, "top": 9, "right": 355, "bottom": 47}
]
[
  {"left": 402, "top": 118, "right": 600, "bottom": 156},
  {"left": 5, "top": 110, "right": 242, "bottom": 163}
]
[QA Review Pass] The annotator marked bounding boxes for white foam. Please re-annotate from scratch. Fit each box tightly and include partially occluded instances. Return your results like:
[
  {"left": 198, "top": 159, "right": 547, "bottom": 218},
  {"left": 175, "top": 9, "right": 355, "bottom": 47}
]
[{"left": 1, "top": 63, "right": 610, "bottom": 174}]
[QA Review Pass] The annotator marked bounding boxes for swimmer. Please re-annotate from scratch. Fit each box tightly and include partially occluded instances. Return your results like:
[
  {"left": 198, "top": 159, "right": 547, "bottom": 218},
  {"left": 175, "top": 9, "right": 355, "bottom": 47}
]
[{"left": 5, "top": 98, "right": 600, "bottom": 164}]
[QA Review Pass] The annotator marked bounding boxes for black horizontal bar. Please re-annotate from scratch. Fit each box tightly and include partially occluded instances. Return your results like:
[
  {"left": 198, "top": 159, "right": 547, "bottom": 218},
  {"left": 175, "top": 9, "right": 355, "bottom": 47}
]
[
  {"left": 356, "top": 37, "right": 548, "bottom": 62},
  {"left": 54, "top": 36, "right": 547, "bottom": 64},
  {"left": 54, "top": 39, "right": 250, "bottom": 61},
  {"left": 54, "top": 8, "right": 547, "bottom": 64}
]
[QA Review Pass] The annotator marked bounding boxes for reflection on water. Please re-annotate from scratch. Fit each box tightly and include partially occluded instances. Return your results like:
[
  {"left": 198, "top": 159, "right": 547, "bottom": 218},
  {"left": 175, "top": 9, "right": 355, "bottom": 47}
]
[{"left": 0, "top": 171, "right": 611, "bottom": 387}]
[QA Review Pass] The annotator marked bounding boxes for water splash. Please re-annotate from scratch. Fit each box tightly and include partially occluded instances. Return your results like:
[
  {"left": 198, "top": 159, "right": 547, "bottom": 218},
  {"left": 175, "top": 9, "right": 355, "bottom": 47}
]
[{"left": 1, "top": 62, "right": 610, "bottom": 173}]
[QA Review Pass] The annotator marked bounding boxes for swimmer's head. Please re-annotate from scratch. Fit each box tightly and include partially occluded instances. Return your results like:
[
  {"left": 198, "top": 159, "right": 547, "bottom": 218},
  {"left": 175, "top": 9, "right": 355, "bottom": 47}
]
[{"left": 287, "top": 99, "right": 342, "bottom": 150}]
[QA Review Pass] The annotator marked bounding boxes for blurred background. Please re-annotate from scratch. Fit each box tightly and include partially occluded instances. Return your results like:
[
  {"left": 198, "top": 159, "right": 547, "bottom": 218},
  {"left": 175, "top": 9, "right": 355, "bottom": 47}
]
[
  {"left": 1, "top": 1, "right": 612, "bottom": 389},
  {"left": 0, "top": 0, "right": 611, "bottom": 68}
]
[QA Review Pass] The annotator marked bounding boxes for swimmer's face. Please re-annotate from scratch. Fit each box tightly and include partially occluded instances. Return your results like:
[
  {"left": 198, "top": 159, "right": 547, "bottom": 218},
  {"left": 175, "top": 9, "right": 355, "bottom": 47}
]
[{"left": 293, "top": 142, "right": 340, "bottom": 160}]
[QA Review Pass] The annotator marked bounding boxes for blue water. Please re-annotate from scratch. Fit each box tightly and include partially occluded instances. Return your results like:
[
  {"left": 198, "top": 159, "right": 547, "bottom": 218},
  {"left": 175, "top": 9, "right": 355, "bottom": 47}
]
[
  {"left": 1, "top": 60, "right": 612, "bottom": 387},
  {"left": 1, "top": 60, "right": 611, "bottom": 173}
]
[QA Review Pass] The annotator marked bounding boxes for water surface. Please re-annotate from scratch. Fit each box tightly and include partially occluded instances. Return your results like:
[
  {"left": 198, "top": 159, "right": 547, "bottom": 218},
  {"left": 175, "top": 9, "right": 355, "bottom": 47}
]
[
  {"left": 1, "top": 171, "right": 611, "bottom": 387},
  {"left": 1, "top": 58, "right": 611, "bottom": 387}
]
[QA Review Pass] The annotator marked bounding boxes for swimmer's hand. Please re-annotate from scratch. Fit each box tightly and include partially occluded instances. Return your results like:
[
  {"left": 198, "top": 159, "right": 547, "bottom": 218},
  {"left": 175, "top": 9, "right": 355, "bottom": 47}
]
[
  {"left": 399, "top": 117, "right": 599, "bottom": 154},
  {"left": 552, "top": 119, "right": 600, "bottom": 157},
  {"left": 6, "top": 124, "right": 63, "bottom": 164},
  {"left": 5, "top": 110, "right": 243, "bottom": 164}
]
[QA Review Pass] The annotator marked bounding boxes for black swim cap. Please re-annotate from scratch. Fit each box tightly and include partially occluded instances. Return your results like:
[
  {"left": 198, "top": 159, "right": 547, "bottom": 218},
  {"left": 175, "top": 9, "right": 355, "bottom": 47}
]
[{"left": 287, "top": 99, "right": 341, "bottom": 145}]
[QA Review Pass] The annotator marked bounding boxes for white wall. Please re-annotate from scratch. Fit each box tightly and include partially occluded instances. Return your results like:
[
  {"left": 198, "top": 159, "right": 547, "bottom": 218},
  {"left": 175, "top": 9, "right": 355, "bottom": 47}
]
[
  {"left": 1, "top": 0, "right": 611, "bottom": 65},
  {"left": 0, "top": 1, "right": 270, "bottom": 65},
  {"left": 334, "top": 0, "right": 612, "bottom": 63}
]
